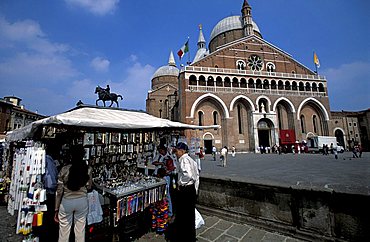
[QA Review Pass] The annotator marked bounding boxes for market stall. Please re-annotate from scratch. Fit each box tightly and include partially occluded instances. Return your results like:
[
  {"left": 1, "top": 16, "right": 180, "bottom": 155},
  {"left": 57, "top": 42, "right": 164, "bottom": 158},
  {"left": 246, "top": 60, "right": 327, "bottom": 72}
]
[{"left": 5, "top": 105, "right": 218, "bottom": 241}]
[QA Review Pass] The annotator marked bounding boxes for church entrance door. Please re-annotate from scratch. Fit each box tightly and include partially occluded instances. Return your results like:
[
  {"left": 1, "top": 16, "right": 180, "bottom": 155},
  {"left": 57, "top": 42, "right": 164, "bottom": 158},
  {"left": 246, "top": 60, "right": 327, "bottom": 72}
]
[
  {"left": 257, "top": 119, "right": 274, "bottom": 149},
  {"left": 204, "top": 139, "right": 213, "bottom": 154},
  {"left": 258, "top": 130, "right": 270, "bottom": 148}
]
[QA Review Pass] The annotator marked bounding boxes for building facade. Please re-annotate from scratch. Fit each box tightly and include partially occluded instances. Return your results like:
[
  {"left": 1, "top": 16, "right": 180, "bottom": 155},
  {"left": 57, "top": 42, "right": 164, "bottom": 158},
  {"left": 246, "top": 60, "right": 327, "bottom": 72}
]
[
  {"left": 147, "top": 1, "right": 349, "bottom": 153},
  {"left": 330, "top": 109, "right": 370, "bottom": 151},
  {"left": 0, "top": 96, "right": 46, "bottom": 139}
]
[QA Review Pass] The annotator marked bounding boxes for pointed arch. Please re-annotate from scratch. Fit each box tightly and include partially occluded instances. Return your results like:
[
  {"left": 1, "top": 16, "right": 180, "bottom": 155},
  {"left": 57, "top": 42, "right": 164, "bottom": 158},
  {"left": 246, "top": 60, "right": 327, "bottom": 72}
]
[
  {"left": 272, "top": 97, "right": 296, "bottom": 113},
  {"left": 230, "top": 95, "right": 255, "bottom": 112},
  {"left": 190, "top": 93, "right": 230, "bottom": 118},
  {"left": 297, "top": 97, "right": 329, "bottom": 121}
]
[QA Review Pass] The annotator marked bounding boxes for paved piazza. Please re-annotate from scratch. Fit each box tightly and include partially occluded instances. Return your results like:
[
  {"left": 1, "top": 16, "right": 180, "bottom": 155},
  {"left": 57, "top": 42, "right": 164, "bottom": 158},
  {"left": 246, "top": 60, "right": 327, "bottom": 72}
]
[{"left": 200, "top": 152, "right": 370, "bottom": 195}]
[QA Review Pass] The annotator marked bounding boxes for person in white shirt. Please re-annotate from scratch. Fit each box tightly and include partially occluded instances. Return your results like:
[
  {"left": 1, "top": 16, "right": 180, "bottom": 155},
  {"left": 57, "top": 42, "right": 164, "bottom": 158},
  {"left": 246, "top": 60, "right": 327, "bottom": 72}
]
[
  {"left": 221, "top": 146, "right": 228, "bottom": 167},
  {"left": 173, "top": 142, "right": 199, "bottom": 242}
]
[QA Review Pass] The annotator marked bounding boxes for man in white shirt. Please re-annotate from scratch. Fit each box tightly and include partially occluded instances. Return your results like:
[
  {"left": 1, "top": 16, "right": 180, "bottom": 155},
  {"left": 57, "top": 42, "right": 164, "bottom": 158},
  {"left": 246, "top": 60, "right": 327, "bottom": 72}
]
[
  {"left": 221, "top": 146, "right": 228, "bottom": 167},
  {"left": 173, "top": 142, "right": 199, "bottom": 242}
]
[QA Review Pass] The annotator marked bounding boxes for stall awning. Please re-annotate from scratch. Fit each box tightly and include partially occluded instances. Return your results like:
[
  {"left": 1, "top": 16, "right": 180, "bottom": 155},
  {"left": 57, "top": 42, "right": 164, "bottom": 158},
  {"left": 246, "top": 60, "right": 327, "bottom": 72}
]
[{"left": 6, "top": 105, "right": 220, "bottom": 142}]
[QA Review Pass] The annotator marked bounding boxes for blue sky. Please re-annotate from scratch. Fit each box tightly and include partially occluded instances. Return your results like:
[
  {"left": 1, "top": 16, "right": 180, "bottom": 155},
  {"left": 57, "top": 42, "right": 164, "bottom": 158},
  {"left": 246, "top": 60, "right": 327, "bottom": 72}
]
[{"left": 0, "top": 0, "right": 369, "bottom": 116}]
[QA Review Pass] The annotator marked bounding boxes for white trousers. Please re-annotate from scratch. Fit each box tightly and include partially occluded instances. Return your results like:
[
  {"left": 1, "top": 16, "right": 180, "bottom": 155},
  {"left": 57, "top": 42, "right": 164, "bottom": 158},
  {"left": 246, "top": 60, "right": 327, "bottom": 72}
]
[{"left": 58, "top": 196, "right": 88, "bottom": 242}]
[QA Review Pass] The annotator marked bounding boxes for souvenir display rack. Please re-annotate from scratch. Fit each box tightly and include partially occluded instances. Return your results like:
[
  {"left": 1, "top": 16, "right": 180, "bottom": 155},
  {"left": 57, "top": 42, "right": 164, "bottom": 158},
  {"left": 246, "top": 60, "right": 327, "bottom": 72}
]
[{"left": 7, "top": 140, "right": 47, "bottom": 240}]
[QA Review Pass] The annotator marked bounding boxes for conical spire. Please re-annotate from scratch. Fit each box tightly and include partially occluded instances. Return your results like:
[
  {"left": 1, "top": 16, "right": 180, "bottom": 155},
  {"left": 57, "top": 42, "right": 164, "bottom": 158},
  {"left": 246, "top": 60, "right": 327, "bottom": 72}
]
[
  {"left": 197, "top": 24, "right": 206, "bottom": 49},
  {"left": 193, "top": 24, "right": 208, "bottom": 63},
  {"left": 168, "top": 51, "right": 176, "bottom": 67},
  {"left": 242, "top": 0, "right": 250, "bottom": 8}
]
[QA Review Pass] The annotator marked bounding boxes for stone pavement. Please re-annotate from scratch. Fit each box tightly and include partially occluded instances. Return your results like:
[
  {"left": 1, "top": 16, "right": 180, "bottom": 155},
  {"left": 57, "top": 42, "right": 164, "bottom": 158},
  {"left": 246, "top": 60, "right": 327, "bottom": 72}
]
[
  {"left": 0, "top": 203, "right": 303, "bottom": 242},
  {"left": 137, "top": 213, "right": 304, "bottom": 242},
  {"left": 200, "top": 152, "right": 370, "bottom": 195}
]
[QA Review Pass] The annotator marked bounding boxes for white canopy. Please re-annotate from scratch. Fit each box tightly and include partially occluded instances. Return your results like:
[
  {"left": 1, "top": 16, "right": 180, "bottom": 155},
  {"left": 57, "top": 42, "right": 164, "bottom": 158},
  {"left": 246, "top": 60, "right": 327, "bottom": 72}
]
[{"left": 6, "top": 106, "right": 219, "bottom": 142}]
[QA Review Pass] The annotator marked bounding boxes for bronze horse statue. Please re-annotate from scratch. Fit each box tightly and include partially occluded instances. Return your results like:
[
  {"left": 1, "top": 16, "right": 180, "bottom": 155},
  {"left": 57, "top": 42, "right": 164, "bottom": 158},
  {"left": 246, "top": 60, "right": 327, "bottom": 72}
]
[{"left": 95, "top": 86, "right": 123, "bottom": 107}]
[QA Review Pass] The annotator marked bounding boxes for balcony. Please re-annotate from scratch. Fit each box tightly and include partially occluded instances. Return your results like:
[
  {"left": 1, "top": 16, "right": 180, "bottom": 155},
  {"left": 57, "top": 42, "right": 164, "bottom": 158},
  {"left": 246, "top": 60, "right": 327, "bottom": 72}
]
[
  {"left": 182, "top": 66, "right": 326, "bottom": 82},
  {"left": 187, "top": 85, "right": 327, "bottom": 97}
]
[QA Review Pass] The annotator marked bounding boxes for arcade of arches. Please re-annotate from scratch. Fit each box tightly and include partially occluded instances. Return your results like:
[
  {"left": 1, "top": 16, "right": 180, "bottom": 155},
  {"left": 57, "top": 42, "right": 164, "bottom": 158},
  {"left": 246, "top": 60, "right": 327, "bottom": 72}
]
[{"left": 187, "top": 95, "right": 330, "bottom": 152}]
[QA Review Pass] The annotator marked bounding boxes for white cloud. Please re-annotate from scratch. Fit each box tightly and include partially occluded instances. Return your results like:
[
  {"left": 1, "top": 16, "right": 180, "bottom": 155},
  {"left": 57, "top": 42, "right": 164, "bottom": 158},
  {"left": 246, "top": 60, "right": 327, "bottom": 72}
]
[
  {"left": 91, "top": 57, "right": 110, "bottom": 72},
  {"left": 0, "top": 17, "right": 78, "bottom": 91},
  {"left": 65, "top": 0, "right": 119, "bottom": 16},
  {"left": 0, "top": 17, "right": 69, "bottom": 55},
  {"left": 322, "top": 61, "right": 370, "bottom": 111}
]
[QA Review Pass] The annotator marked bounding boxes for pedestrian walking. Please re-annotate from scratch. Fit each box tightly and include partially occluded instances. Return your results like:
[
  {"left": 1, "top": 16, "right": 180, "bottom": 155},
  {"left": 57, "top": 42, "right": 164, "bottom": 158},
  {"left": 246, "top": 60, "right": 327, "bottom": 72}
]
[
  {"left": 212, "top": 146, "right": 217, "bottom": 161},
  {"left": 333, "top": 148, "right": 338, "bottom": 160},
  {"left": 352, "top": 146, "right": 359, "bottom": 158},
  {"left": 231, "top": 146, "right": 236, "bottom": 157},
  {"left": 221, "top": 146, "right": 228, "bottom": 167}
]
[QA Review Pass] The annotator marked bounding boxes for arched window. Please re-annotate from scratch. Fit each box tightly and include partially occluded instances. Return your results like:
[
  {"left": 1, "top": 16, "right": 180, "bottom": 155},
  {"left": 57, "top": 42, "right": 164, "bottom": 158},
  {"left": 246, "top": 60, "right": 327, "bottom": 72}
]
[
  {"left": 213, "top": 111, "right": 219, "bottom": 125},
  {"left": 240, "top": 78, "right": 247, "bottom": 88},
  {"left": 256, "top": 79, "right": 262, "bottom": 89},
  {"left": 232, "top": 77, "right": 239, "bottom": 87},
  {"left": 248, "top": 78, "right": 255, "bottom": 88},
  {"left": 278, "top": 80, "right": 284, "bottom": 90},
  {"left": 263, "top": 80, "right": 269, "bottom": 89},
  {"left": 318, "top": 83, "right": 325, "bottom": 92},
  {"left": 198, "top": 111, "right": 203, "bottom": 126},
  {"left": 207, "top": 76, "right": 214, "bottom": 86},
  {"left": 266, "top": 62, "right": 275, "bottom": 72},
  {"left": 299, "top": 82, "right": 304, "bottom": 91},
  {"left": 189, "top": 75, "right": 197, "bottom": 85},
  {"left": 216, "top": 76, "right": 223, "bottom": 87},
  {"left": 277, "top": 106, "right": 282, "bottom": 130},
  {"left": 237, "top": 105, "right": 243, "bottom": 134},
  {"left": 271, "top": 80, "right": 277, "bottom": 89},
  {"left": 224, "top": 77, "right": 231, "bottom": 87},
  {"left": 305, "top": 83, "right": 311, "bottom": 91},
  {"left": 300, "top": 115, "right": 306, "bottom": 133},
  {"left": 236, "top": 60, "right": 246, "bottom": 70},
  {"left": 313, "top": 115, "right": 318, "bottom": 133},
  {"left": 312, "top": 83, "right": 317, "bottom": 92},
  {"left": 292, "top": 81, "right": 298, "bottom": 90},
  {"left": 285, "top": 81, "right": 291, "bottom": 90},
  {"left": 199, "top": 75, "right": 206, "bottom": 86}
]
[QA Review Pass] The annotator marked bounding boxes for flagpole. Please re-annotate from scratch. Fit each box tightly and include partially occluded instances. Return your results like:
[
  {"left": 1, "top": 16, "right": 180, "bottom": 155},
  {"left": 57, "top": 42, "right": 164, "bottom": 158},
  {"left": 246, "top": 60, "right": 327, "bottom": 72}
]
[
  {"left": 187, "top": 37, "right": 191, "bottom": 65},
  {"left": 313, "top": 51, "right": 318, "bottom": 75}
]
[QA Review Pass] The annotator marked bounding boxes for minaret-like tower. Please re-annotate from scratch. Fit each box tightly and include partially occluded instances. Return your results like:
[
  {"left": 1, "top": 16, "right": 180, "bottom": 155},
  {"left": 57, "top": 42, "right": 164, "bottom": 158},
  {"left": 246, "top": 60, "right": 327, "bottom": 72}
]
[
  {"left": 197, "top": 24, "right": 206, "bottom": 50},
  {"left": 241, "top": 0, "right": 253, "bottom": 36}
]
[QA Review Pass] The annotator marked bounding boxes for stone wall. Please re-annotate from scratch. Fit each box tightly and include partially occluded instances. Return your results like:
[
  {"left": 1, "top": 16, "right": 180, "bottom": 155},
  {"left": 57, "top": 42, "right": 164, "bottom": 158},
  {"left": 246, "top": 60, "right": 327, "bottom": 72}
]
[{"left": 198, "top": 177, "right": 370, "bottom": 241}]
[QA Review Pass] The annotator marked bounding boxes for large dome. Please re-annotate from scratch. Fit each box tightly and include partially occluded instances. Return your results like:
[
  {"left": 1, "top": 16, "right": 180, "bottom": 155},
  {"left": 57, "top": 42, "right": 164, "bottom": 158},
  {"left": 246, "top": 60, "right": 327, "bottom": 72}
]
[
  {"left": 210, "top": 15, "right": 261, "bottom": 42},
  {"left": 152, "top": 65, "right": 179, "bottom": 79}
]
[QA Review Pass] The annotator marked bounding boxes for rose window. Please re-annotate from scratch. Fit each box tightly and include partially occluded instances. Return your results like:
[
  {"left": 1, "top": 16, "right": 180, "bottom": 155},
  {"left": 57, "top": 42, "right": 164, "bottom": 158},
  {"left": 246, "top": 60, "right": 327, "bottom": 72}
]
[{"left": 247, "top": 55, "right": 263, "bottom": 71}]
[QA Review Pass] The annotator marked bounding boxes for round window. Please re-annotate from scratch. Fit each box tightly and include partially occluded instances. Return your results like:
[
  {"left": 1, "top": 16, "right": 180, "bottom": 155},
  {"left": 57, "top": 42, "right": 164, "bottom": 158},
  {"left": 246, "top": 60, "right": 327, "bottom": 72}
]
[{"left": 247, "top": 55, "right": 263, "bottom": 71}]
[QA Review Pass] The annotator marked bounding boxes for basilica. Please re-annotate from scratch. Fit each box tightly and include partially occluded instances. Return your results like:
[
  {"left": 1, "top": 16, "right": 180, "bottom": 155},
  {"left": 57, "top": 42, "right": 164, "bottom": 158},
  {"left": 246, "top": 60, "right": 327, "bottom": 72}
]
[{"left": 146, "top": 0, "right": 361, "bottom": 153}]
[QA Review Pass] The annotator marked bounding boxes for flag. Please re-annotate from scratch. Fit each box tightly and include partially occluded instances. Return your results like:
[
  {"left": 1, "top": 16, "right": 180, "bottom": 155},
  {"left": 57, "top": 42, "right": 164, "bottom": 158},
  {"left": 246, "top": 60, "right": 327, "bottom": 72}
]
[
  {"left": 177, "top": 39, "right": 189, "bottom": 59},
  {"left": 313, "top": 52, "right": 320, "bottom": 68}
]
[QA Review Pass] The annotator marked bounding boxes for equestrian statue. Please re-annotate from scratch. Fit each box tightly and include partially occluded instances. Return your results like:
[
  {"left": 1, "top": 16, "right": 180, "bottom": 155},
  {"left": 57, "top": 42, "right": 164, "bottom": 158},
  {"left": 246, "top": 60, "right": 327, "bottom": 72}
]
[{"left": 95, "top": 85, "right": 123, "bottom": 107}]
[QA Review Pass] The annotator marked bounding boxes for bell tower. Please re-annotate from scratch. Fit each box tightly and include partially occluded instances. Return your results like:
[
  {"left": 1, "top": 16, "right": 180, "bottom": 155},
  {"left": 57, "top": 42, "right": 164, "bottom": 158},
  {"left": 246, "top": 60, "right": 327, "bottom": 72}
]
[{"left": 241, "top": 0, "right": 253, "bottom": 36}]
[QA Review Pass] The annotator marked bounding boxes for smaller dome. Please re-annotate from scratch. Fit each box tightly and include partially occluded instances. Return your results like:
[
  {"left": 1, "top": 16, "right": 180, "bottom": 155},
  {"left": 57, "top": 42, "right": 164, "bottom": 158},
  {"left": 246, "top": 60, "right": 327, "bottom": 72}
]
[
  {"left": 152, "top": 65, "right": 179, "bottom": 79},
  {"left": 210, "top": 15, "right": 261, "bottom": 42}
]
